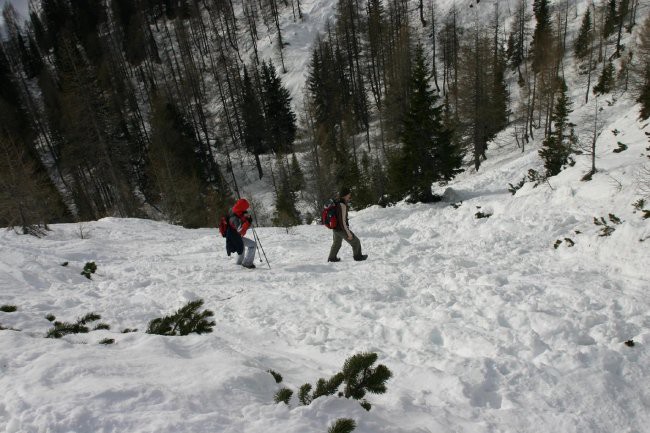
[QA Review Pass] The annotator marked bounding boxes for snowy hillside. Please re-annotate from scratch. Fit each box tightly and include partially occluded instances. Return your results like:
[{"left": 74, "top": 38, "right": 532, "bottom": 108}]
[{"left": 2, "top": 94, "right": 649, "bottom": 432}]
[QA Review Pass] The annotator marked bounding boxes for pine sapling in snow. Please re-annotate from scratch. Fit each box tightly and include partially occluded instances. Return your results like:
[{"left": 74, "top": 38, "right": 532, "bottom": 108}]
[
  {"left": 274, "top": 387, "right": 293, "bottom": 405},
  {"left": 508, "top": 177, "right": 526, "bottom": 195},
  {"left": 0, "top": 305, "right": 17, "bottom": 312},
  {"left": 341, "top": 353, "right": 392, "bottom": 403},
  {"left": 298, "top": 383, "right": 313, "bottom": 405},
  {"left": 268, "top": 370, "right": 283, "bottom": 383},
  {"left": 613, "top": 142, "right": 628, "bottom": 153},
  {"left": 46, "top": 312, "right": 102, "bottom": 338},
  {"left": 146, "top": 299, "right": 215, "bottom": 336},
  {"left": 632, "top": 199, "right": 650, "bottom": 219},
  {"left": 312, "top": 373, "right": 345, "bottom": 400},
  {"left": 328, "top": 418, "right": 356, "bottom": 433},
  {"left": 593, "top": 214, "right": 622, "bottom": 236},
  {"left": 81, "top": 261, "right": 97, "bottom": 279}
]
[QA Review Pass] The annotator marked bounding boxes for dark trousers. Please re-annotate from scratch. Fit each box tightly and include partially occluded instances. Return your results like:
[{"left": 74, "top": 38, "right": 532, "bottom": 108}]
[{"left": 329, "top": 230, "right": 362, "bottom": 259}]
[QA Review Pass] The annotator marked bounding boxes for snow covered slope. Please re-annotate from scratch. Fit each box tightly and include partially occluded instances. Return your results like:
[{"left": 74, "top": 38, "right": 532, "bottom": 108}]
[{"left": 1, "top": 97, "right": 649, "bottom": 432}]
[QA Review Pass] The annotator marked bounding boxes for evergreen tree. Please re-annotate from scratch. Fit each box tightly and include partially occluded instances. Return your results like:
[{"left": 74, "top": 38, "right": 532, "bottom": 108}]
[
  {"left": 539, "top": 79, "right": 573, "bottom": 176},
  {"left": 290, "top": 153, "right": 305, "bottom": 192},
  {"left": 272, "top": 165, "right": 301, "bottom": 229},
  {"left": 241, "top": 67, "right": 268, "bottom": 179},
  {"left": 531, "top": 0, "right": 552, "bottom": 73},
  {"left": 637, "top": 15, "right": 650, "bottom": 119},
  {"left": 146, "top": 94, "right": 209, "bottom": 228},
  {"left": 639, "top": 72, "right": 650, "bottom": 119},
  {"left": 389, "top": 44, "right": 461, "bottom": 203},
  {"left": 489, "top": 45, "right": 510, "bottom": 139},
  {"left": 261, "top": 61, "right": 297, "bottom": 154},
  {"left": 574, "top": 8, "right": 593, "bottom": 60},
  {"left": 603, "top": 0, "right": 617, "bottom": 38},
  {"left": 593, "top": 60, "right": 615, "bottom": 94},
  {"left": 0, "top": 41, "right": 66, "bottom": 231}
]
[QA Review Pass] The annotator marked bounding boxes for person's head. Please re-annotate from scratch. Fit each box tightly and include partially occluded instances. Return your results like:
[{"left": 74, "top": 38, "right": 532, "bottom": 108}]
[
  {"left": 338, "top": 187, "right": 352, "bottom": 202},
  {"left": 232, "top": 198, "right": 250, "bottom": 215}
]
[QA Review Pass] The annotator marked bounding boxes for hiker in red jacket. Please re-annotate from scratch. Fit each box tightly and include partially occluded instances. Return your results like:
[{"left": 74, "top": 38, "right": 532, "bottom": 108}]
[{"left": 225, "top": 198, "right": 257, "bottom": 269}]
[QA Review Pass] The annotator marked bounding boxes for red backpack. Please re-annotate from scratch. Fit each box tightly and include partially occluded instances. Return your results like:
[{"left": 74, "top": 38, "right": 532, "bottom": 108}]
[
  {"left": 321, "top": 199, "right": 339, "bottom": 229},
  {"left": 218, "top": 215, "right": 229, "bottom": 237}
]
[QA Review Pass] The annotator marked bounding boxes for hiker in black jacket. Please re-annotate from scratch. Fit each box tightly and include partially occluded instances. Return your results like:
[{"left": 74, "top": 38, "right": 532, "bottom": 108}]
[{"left": 328, "top": 187, "right": 367, "bottom": 262}]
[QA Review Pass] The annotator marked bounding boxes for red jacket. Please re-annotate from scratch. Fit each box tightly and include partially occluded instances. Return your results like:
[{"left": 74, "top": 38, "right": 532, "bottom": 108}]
[{"left": 230, "top": 198, "right": 251, "bottom": 236}]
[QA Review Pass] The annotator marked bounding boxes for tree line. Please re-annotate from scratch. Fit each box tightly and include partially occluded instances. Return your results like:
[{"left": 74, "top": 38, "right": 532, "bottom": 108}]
[{"left": 1, "top": 0, "right": 649, "bottom": 233}]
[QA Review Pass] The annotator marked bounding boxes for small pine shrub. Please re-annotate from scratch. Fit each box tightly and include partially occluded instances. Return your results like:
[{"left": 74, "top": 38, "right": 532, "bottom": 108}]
[
  {"left": 121, "top": 328, "right": 138, "bottom": 333},
  {"left": 554, "top": 239, "right": 563, "bottom": 249},
  {"left": 61, "top": 262, "right": 69, "bottom": 267},
  {"left": 328, "top": 418, "right": 356, "bottom": 433},
  {"left": 608, "top": 213, "right": 622, "bottom": 224},
  {"left": 527, "top": 169, "right": 543, "bottom": 186},
  {"left": 625, "top": 340, "right": 635, "bottom": 347},
  {"left": 45, "top": 314, "right": 56, "bottom": 322},
  {"left": 341, "top": 352, "right": 392, "bottom": 401},
  {"left": 268, "top": 370, "right": 283, "bottom": 383},
  {"left": 99, "top": 338, "right": 115, "bottom": 345},
  {"left": 46, "top": 312, "right": 101, "bottom": 338},
  {"left": 508, "top": 178, "right": 526, "bottom": 195},
  {"left": 451, "top": 201, "right": 463, "bottom": 209},
  {"left": 81, "top": 262, "right": 97, "bottom": 279},
  {"left": 593, "top": 214, "right": 621, "bottom": 237},
  {"left": 146, "top": 299, "right": 215, "bottom": 336},
  {"left": 93, "top": 323, "right": 111, "bottom": 331},
  {"left": 0, "top": 305, "right": 17, "bottom": 313},
  {"left": 359, "top": 400, "right": 371, "bottom": 411},
  {"left": 274, "top": 387, "right": 293, "bottom": 405},
  {"left": 312, "top": 373, "right": 345, "bottom": 400},
  {"left": 564, "top": 238, "right": 575, "bottom": 247},
  {"left": 298, "top": 383, "right": 313, "bottom": 405},
  {"left": 613, "top": 142, "right": 628, "bottom": 153},
  {"left": 632, "top": 199, "right": 646, "bottom": 211},
  {"left": 475, "top": 211, "right": 492, "bottom": 219}
]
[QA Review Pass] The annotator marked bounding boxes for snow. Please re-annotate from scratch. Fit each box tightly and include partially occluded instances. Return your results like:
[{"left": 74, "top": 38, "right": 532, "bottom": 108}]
[{"left": 2, "top": 100, "right": 649, "bottom": 432}]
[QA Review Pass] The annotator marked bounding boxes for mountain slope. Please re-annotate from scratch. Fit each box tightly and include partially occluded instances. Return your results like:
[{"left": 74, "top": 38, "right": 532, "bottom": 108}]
[{"left": 1, "top": 97, "right": 648, "bottom": 432}]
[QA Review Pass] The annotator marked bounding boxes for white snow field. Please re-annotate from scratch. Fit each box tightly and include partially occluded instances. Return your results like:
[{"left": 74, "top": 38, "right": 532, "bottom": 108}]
[{"left": 1, "top": 99, "right": 649, "bottom": 432}]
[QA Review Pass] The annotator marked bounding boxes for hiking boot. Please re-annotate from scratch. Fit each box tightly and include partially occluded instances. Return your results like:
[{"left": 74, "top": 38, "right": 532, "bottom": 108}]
[
  {"left": 242, "top": 263, "right": 256, "bottom": 269},
  {"left": 353, "top": 254, "right": 368, "bottom": 261},
  {"left": 328, "top": 257, "right": 341, "bottom": 262}
]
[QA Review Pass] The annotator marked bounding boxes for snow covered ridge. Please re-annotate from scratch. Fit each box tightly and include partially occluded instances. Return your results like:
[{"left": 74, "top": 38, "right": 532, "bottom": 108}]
[{"left": 1, "top": 100, "right": 649, "bottom": 432}]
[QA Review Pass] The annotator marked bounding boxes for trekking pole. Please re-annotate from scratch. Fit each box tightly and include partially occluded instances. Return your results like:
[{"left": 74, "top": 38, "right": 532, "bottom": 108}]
[{"left": 252, "top": 227, "right": 271, "bottom": 269}]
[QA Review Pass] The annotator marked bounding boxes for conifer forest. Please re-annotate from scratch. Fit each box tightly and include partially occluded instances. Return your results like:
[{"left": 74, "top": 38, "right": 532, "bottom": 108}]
[{"left": 1, "top": 0, "right": 649, "bottom": 231}]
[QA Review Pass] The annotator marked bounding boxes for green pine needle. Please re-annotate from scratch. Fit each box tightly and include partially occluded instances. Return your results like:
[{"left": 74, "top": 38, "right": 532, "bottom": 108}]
[
  {"left": 274, "top": 387, "right": 293, "bottom": 405},
  {"left": 268, "top": 370, "right": 283, "bottom": 383},
  {"left": 146, "top": 299, "right": 215, "bottom": 336},
  {"left": 298, "top": 383, "right": 313, "bottom": 405},
  {"left": 327, "top": 418, "right": 356, "bottom": 433}
]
